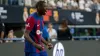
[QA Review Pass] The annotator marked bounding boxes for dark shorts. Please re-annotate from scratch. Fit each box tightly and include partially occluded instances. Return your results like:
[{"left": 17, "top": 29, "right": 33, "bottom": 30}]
[{"left": 25, "top": 51, "right": 48, "bottom": 56}]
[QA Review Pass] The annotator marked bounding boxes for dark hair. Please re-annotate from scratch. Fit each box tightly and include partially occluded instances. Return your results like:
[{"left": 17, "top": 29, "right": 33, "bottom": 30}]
[
  {"left": 35, "top": 1, "right": 45, "bottom": 9},
  {"left": 61, "top": 19, "right": 68, "bottom": 28},
  {"left": 48, "top": 22, "right": 52, "bottom": 25}
]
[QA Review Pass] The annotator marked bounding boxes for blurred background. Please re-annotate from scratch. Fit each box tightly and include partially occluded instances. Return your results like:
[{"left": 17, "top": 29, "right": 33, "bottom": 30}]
[{"left": 0, "top": 0, "right": 100, "bottom": 56}]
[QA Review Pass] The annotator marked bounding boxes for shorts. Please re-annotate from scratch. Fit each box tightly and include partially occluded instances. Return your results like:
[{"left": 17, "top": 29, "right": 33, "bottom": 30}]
[{"left": 25, "top": 51, "right": 48, "bottom": 56}]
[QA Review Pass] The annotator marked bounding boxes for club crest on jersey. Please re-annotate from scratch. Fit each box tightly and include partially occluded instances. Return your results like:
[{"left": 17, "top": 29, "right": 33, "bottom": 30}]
[{"left": 36, "top": 30, "right": 41, "bottom": 35}]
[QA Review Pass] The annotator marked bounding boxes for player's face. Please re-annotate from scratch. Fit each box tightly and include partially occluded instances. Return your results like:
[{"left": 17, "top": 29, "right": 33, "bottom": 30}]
[{"left": 37, "top": 3, "right": 47, "bottom": 15}]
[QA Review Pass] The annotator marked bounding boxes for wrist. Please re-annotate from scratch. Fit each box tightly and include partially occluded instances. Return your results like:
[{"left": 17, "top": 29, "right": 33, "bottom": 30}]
[
  {"left": 32, "top": 42, "right": 36, "bottom": 46},
  {"left": 45, "top": 42, "right": 49, "bottom": 45}
]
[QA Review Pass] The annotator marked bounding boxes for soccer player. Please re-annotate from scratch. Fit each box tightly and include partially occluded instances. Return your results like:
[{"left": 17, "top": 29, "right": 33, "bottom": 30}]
[{"left": 24, "top": 1, "right": 53, "bottom": 56}]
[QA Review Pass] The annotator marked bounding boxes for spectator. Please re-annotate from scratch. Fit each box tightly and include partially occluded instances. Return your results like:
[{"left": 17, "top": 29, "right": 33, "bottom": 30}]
[
  {"left": 21, "top": 7, "right": 28, "bottom": 42},
  {"left": 48, "top": 23, "right": 57, "bottom": 42},
  {"left": 96, "top": 12, "right": 100, "bottom": 24},
  {"left": 0, "top": 23, "right": 5, "bottom": 43},
  {"left": 87, "top": 28, "right": 93, "bottom": 36},
  {"left": 48, "top": 0, "right": 56, "bottom": 9},
  {"left": 6, "top": 29, "right": 16, "bottom": 43},
  {"left": 84, "top": 0, "right": 93, "bottom": 12},
  {"left": 57, "top": 19, "right": 72, "bottom": 40},
  {"left": 57, "top": 0, "right": 63, "bottom": 9},
  {"left": 62, "top": 0, "right": 67, "bottom": 9},
  {"left": 91, "top": 0, "right": 100, "bottom": 12},
  {"left": 70, "top": 0, "right": 78, "bottom": 9},
  {"left": 86, "top": 0, "right": 93, "bottom": 6},
  {"left": 24, "top": 0, "right": 32, "bottom": 6},
  {"left": 31, "top": 0, "right": 40, "bottom": 7},
  {"left": 96, "top": 28, "right": 100, "bottom": 36},
  {"left": 18, "top": 0, "right": 24, "bottom": 6},
  {"left": 87, "top": 28, "right": 95, "bottom": 40},
  {"left": 67, "top": 0, "right": 72, "bottom": 9},
  {"left": 79, "top": 0, "right": 85, "bottom": 10},
  {"left": 23, "top": 7, "right": 28, "bottom": 22},
  {"left": 42, "top": 26, "right": 50, "bottom": 42}
]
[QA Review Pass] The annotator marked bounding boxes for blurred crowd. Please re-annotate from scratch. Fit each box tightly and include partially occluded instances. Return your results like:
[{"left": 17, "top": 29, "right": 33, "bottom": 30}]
[
  {"left": 0, "top": 0, "right": 100, "bottom": 11},
  {"left": 0, "top": 19, "right": 100, "bottom": 43}
]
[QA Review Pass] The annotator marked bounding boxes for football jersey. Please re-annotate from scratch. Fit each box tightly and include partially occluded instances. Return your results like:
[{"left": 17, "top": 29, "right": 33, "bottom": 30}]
[{"left": 25, "top": 12, "right": 44, "bottom": 53}]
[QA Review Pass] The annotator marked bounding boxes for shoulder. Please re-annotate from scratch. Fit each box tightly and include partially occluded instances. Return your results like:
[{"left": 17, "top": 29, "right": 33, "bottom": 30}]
[
  {"left": 29, "top": 12, "right": 37, "bottom": 17},
  {"left": 26, "top": 12, "right": 37, "bottom": 21}
]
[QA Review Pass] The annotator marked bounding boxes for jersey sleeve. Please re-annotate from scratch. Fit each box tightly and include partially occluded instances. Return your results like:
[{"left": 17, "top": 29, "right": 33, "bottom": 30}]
[{"left": 25, "top": 16, "right": 35, "bottom": 31}]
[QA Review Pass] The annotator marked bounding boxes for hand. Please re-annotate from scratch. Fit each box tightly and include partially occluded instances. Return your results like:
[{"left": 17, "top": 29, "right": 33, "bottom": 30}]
[
  {"left": 47, "top": 43, "right": 53, "bottom": 50},
  {"left": 36, "top": 44, "right": 44, "bottom": 51},
  {"left": 32, "top": 43, "right": 44, "bottom": 51}
]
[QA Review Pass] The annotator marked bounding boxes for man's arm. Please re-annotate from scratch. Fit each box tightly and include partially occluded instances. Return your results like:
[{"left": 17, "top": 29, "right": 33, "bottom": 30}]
[
  {"left": 41, "top": 37, "right": 48, "bottom": 45},
  {"left": 24, "top": 30, "right": 43, "bottom": 50},
  {"left": 24, "top": 16, "right": 37, "bottom": 45},
  {"left": 24, "top": 30, "right": 36, "bottom": 45}
]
